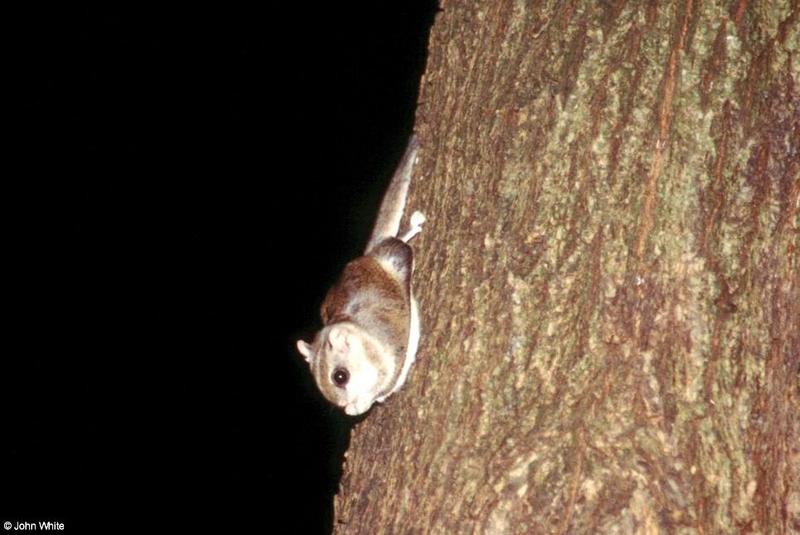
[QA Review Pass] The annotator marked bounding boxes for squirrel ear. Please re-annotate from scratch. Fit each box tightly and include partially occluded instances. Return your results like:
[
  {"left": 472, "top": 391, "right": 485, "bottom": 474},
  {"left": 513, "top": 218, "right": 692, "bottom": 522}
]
[
  {"left": 328, "top": 326, "right": 350, "bottom": 352},
  {"left": 296, "top": 340, "right": 314, "bottom": 363}
]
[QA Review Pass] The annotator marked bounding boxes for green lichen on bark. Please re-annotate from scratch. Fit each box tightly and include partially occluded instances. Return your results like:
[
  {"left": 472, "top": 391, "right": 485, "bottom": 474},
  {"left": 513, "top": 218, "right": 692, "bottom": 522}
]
[{"left": 335, "top": 1, "right": 800, "bottom": 533}]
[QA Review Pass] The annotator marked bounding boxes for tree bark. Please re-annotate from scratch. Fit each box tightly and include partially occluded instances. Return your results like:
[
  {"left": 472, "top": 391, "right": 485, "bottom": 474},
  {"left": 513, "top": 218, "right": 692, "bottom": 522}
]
[{"left": 335, "top": 1, "right": 800, "bottom": 533}]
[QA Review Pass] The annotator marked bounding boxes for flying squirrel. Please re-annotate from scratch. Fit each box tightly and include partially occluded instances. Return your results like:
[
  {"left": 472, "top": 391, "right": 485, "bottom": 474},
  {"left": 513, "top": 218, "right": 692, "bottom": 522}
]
[{"left": 296, "top": 135, "right": 425, "bottom": 415}]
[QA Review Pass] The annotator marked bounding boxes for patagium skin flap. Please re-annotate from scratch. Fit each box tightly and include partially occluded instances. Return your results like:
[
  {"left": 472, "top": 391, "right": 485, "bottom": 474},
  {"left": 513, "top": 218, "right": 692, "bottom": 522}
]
[{"left": 296, "top": 135, "right": 425, "bottom": 416}]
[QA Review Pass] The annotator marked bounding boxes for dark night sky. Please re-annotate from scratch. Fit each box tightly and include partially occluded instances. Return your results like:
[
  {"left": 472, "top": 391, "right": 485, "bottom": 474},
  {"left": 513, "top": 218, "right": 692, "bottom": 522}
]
[{"left": 5, "top": 4, "right": 436, "bottom": 533}]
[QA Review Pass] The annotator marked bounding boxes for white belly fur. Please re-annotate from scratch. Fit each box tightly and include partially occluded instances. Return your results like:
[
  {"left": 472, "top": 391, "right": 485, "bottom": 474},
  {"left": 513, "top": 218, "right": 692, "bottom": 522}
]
[{"left": 378, "top": 295, "right": 419, "bottom": 401}]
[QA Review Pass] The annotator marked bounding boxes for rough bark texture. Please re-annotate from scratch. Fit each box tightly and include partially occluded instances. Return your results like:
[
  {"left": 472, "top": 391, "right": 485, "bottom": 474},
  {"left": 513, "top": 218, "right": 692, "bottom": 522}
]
[{"left": 335, "top": 1, "right": 800, "bottom": 533}]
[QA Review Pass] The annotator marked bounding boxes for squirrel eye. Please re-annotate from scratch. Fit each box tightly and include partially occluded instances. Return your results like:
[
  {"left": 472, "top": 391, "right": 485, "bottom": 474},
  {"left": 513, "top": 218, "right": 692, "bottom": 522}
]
[{"left": 331, "top": 367, "right": 349, "bottom": 388}]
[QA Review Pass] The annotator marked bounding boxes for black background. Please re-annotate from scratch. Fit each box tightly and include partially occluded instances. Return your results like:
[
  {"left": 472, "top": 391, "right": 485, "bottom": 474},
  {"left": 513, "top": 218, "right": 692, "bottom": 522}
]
[{"left": 5, "top": 4, "right": 436, "bottom": 533}]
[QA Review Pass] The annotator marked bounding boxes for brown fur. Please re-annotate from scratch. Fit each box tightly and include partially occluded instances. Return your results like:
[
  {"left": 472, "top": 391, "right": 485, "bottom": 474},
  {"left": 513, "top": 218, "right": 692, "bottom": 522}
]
[
  {"left": 321, "top": 253, "right": 410, "bottom": 357},
  {"left": 298, "top": 134, "right": 422, "bottom": 413}
]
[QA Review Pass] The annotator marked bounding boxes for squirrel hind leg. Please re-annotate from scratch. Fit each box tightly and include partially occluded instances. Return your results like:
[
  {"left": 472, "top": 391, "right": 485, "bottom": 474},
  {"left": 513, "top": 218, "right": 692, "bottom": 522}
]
[{"left": 398, "top": 211, "right": 426, "bottom": 243}]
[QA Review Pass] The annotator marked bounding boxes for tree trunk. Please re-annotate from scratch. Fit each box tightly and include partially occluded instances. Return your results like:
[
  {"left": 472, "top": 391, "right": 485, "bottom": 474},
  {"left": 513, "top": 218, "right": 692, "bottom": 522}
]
[{"left": 335, "top": 1, "right": 800, "bottom": 533}]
